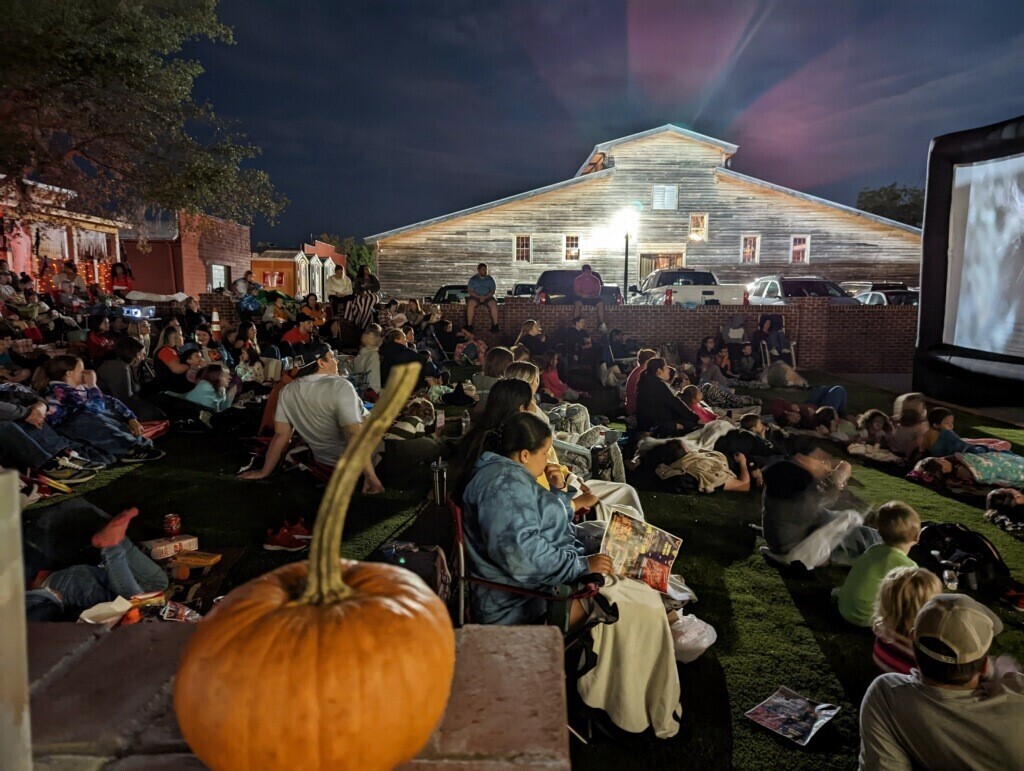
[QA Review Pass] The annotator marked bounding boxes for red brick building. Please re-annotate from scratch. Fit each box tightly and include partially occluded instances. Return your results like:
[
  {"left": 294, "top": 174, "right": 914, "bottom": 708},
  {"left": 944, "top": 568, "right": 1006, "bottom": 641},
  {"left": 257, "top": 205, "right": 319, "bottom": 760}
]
[{"left": 120, "top": 212, "right": 251, "bottom": 297}]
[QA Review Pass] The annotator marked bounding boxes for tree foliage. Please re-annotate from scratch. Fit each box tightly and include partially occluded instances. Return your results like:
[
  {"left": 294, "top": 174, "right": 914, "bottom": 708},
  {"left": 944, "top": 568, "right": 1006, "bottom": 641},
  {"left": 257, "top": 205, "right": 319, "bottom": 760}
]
[
  {"left": 0, "top": 0, "right": 286, "bottom": 230},
  {"left": 317, "top": 233, "right": 375, "bottom": 275},
  {"left": 855, "top": 183, "right": 924, "bottom": 227}
]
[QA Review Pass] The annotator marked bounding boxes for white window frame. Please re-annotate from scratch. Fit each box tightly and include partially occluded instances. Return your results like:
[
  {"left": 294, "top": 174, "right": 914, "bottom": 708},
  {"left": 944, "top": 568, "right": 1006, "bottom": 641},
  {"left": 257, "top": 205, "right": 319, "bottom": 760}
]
[
  {"left": 563, "top": 234, "right": 580, "bottom": 261},
  {"left": 790, "top": 234, "right": 811, "bottom": 264},
  {"left": 688, "top": 212, "right": 708, "bottom": 241},
  {"left": 513, "top": 234, "right": 532, "bottom": 263},
  {"left": 740, "top": 234, "right": 760, "bottom": 264},
  {"left": 651, "top": 184, "right": 678, "bottom": 210},
  {"left": 210, "top": 263, "right": 229, "bottom": 290}
]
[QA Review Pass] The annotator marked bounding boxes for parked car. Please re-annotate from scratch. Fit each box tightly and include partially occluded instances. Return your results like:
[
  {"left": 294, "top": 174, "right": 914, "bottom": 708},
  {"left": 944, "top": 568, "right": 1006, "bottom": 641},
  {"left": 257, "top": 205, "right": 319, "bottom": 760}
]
[
  {"left": 854, "top": 289, "right": 919, "bottom": 306},
  {"left": 507, "top": 283, "right": 536, "bottom": 298},
  {"left": 748, "top": 275, "right": 859, "bottom": 305},
  {"left": 840, "top": 280, "right": 909, "bottom": 296},
  {"left": 431, "top": 284, "right": 470, "bottom": 304},
  {"left": 627, "top": 268, "right": 747, "bottom": 306},
  {"left": 534, "top": 269, "right": 623, "bottom": 306}
]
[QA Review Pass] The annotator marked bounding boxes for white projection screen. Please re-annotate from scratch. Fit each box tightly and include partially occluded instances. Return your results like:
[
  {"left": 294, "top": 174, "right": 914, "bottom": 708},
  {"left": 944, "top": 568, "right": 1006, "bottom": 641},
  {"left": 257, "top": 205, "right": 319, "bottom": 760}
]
[{"left": 943, "top": 151, "right": 1024, "bottom": 357}]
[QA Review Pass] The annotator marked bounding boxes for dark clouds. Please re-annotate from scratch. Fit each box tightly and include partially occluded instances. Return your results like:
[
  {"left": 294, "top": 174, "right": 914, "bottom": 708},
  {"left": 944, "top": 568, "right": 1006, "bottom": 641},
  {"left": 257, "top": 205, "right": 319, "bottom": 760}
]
[{"left": 188, "top": 0, "right": 1024, "bottom": 243}]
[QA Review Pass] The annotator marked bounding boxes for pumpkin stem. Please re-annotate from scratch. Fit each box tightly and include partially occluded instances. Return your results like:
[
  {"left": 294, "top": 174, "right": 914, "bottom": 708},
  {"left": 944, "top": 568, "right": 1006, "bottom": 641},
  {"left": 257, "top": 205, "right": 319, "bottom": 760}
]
[{"left": 300, "top": 362, "right": 422, "bottom": 605}]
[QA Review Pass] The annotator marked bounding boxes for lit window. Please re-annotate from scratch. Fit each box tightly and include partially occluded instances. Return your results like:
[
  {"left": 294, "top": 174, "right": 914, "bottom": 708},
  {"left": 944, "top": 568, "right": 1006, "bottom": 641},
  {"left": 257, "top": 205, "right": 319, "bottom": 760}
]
[
  {"left": 652, "top": 184, "right": 678, "bottom": 210},
  {"left": 515, "top": 235, "right": 532, "bottom": 262},
  {"left": 790, "top": 235, "right": 810, "bottom": 264},
  {"left": 689, "top": 213, "right": 708, "bottom": 241},
  {"left": 741, "top": 235, "right": 760, "bottom": 264},
  {"left": 564, "top": 235, "right": 580, "bottom": 261}
]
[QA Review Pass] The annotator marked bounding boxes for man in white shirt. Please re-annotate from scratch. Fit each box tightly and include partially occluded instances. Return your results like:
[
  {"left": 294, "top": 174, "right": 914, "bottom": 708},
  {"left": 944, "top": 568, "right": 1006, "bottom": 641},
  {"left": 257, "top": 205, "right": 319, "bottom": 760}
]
[
  {"left": 238, "top": 343, "right": 384, "bottom": 493},
  {"left": 859, "top": 593, "right": 1024, "bottom": 770}
]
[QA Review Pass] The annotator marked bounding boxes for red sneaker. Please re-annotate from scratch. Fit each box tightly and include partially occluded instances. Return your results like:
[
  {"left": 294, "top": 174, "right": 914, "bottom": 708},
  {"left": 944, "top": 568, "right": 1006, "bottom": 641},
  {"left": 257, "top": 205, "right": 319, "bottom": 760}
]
[
  {"left": 286, "top": 518, "right": 312, "bottom": 540},
  {"left": 263, "top": 526, "right": 309, "bottom": 552}
]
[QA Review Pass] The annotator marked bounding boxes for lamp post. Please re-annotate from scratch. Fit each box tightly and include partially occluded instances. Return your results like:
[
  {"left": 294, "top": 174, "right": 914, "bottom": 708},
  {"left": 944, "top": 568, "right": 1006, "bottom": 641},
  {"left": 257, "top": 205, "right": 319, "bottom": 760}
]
[{"left": 613, "top": 207, "right": 639, "bottom": 298}]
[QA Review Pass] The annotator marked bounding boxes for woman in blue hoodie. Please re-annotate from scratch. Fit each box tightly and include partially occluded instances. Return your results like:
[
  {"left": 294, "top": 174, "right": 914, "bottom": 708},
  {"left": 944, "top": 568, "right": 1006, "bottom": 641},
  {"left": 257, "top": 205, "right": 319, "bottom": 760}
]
[{"left": 457, "top": 412, "right": 612, "bottom": 626}]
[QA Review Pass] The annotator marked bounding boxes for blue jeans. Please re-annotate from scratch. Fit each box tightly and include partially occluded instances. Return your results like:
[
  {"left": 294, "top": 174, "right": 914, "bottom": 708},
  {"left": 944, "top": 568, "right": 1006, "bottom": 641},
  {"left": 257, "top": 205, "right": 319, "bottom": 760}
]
[
  {"left": 767, "top": 330, "right": 791, "bottom": 352},
  {"left": 56, "top": 409, "right": 151, "bottom": 460},
  {"left": 807, "top": 385, "right": 848, "bottom": 417},
  {"left": 0, "top": 421, "right": 53, "bottom": 468},
  {"left": 830, "top": 523, "right": 882, "bottom": 566},
  {"left": 28, "top": 539, "right": 167, "bottom": 616}
]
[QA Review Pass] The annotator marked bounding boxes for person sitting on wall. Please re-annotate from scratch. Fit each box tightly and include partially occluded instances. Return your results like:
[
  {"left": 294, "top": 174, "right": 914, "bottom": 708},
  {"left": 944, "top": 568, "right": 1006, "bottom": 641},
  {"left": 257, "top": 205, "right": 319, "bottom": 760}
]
[
  {"left": 465, "top": 262, "right": 499, "bottom": 333},
  {"left": 325, "top": 264, "right": 353, "bottom": 313},
  {"left": 572, "top": 264, "right": 606, "bottom": 332},
  {"left": 237, "top": 342, "right": 385, "bottom": 493}
]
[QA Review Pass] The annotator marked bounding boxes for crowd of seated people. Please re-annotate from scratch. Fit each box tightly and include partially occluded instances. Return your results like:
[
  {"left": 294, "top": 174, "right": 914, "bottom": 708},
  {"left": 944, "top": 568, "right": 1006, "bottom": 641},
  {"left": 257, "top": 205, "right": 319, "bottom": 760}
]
[{"left": 11, "top": 266, "right": 1022, "bottom": 763}]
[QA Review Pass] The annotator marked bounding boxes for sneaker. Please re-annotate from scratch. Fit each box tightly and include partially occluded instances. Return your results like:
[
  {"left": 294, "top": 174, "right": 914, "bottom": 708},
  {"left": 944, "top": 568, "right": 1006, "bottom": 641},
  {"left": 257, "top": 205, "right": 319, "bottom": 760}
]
[
  {"left": 464, "top": 324, "right": 475, "bottom": 333},
  {"left": 66, "top": 452, "right": 106, "bottom": 470},
  {"left": 770, "top": 348, "right": 780, "bottom": 356},
  {"left": 38, "top": 458, "right": 98, "bottom": 485},
  {"left": 120, "top": 447, "right": 166, "bottom": 464},
  {"left": 781, "top": 347, "right": 791, "bottom": 353},
  {"left": 490, "top": 324, "right": 500, "bottom": 333},
  {"left": 286, "top": 518, "right": 312, "bottom": 540},
  {"left": 263, "top": 526, "right": 309, "bottom": 552}
]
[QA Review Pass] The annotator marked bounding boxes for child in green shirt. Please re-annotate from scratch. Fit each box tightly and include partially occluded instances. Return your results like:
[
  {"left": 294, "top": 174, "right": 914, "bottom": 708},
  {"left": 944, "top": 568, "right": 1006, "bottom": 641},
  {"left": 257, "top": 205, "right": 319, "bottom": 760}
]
[{"left": 837, "top": 501, "right": 921, "bottom": 626}]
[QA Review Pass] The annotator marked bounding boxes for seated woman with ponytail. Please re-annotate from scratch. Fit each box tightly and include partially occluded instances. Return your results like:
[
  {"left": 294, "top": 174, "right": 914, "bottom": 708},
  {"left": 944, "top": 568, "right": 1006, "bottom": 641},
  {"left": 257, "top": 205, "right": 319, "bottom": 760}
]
[
  {"left": 33, "top": 355, "right": 165, "bottom": 464},
  {"left": 455, "top": 410, "right": 684, "bottom": 739}
]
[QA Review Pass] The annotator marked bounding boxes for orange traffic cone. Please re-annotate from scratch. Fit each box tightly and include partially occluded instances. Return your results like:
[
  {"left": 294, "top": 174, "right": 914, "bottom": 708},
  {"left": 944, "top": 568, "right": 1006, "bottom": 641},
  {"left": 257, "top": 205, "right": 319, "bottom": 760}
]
[{"left": 211, "top": 309, "right": 222, "bottom": 341}]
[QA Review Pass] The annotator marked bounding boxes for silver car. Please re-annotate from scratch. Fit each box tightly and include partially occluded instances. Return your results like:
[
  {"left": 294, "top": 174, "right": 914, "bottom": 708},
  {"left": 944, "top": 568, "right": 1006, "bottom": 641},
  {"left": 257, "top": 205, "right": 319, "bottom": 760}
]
[{"left": 748, "top": 275, "right": 860, "bottom": 305}]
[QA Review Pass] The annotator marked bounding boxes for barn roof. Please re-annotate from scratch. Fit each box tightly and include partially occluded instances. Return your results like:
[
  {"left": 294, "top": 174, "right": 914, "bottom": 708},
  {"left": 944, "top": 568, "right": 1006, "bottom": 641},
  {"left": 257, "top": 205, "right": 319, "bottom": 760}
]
[
  {"left": 574, "top": 124, "right": 739, "bottom": 177},
  {"left": 365, "top": 167, "right": 615, "bottom": 243},
  {"left": 714, "top": 167, "right": 922, "bottom": 235}
]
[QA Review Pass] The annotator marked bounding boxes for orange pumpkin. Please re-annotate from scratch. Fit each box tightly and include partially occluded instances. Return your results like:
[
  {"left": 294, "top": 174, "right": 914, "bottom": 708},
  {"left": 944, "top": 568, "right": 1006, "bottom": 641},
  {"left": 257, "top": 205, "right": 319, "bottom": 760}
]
[{"left": 174, "top": 364, "right": 455, "bottom": 770}]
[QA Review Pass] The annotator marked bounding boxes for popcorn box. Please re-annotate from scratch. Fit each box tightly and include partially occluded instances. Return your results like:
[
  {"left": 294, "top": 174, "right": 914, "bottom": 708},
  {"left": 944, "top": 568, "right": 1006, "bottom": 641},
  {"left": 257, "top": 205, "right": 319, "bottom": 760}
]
[{"left": 141, "top": 534, "right": 198, "bottom": 560}]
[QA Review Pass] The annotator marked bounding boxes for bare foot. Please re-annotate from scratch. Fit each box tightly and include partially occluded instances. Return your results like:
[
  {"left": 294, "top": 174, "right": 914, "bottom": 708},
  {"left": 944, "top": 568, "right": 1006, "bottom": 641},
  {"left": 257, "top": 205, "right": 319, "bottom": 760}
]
[{"left": 91, "top": 507, "right": 139, "bottom": 549}]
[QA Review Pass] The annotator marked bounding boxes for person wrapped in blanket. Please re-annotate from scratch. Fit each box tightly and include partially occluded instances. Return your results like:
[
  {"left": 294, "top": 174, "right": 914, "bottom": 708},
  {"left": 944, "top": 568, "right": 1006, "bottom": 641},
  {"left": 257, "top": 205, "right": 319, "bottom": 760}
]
[
  {"left": 917, "top": 452, "right": 1024, "bottom": 488},
  {"left": 33, "top": 355, "right": 164, "bottom": 464},
  {"left": 455, "top": 411, "right": 686, "bottom": 739}
]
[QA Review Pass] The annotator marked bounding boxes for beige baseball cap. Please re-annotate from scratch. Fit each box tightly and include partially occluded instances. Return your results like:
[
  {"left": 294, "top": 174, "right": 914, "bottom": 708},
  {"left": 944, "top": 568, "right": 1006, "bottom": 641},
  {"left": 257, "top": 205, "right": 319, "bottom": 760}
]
[{"left": 913, "top": 594, "right": 1003, "bottom": 665}]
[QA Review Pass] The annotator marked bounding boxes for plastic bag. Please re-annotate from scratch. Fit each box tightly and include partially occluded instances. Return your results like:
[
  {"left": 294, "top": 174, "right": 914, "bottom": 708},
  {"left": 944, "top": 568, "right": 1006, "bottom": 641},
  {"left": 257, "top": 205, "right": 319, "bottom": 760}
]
[{"left": 670, "top": 614, "right": 717, "bottom": 663}]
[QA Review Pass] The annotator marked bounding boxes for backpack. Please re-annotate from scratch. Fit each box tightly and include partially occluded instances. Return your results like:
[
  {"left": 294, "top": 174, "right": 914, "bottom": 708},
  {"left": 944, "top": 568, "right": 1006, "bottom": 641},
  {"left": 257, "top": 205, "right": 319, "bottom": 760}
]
[
  {"left": 910, "top": 522, "right": 1010, "bottom": 590},
  {"left": 368, "top": 540, "right": 452, "bottom": 602}
]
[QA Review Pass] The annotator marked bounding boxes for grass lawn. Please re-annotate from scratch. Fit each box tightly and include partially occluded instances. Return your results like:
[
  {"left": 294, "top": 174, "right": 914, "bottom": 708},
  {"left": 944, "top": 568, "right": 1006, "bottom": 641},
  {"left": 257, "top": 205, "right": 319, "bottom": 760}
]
[{"left": 26, "top": 371, "right": 1024, "bottom": 769}]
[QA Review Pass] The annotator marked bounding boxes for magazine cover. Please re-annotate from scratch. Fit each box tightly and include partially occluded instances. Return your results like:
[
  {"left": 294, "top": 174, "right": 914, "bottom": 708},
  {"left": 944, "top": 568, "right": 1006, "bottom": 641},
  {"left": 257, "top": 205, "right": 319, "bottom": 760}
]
[
  {"left": 744, "top": 687, "right": 840, "bottom": 746},
  {"left": 599, "top": 510, "right": 682, "bottom": 593}
]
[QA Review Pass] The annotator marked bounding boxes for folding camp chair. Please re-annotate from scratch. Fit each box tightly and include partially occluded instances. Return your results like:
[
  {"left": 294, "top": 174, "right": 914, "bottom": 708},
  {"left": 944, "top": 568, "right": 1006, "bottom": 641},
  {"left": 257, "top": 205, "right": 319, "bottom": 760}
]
[
  {"left": 448, "top": 499, "right": 602, "bottom": 632},
  {"left": 756, "top": 313, "right": 797, "bottom": 368}
]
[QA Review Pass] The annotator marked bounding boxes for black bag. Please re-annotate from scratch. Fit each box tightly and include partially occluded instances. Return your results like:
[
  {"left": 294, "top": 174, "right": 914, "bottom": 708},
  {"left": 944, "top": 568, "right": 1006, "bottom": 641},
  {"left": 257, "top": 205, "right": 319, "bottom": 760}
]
[
  {"left": 910, "top": 522, "right": 1010, "bottom": 590},
  {"left": 368, "top": 540, "right": 452, "bottom": 602}
]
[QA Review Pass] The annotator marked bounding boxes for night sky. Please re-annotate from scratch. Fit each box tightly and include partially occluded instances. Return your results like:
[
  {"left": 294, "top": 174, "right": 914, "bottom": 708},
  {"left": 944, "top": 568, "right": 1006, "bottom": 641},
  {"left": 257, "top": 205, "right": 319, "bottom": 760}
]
[{"left": 189, "top": 0, "right": 1024, "bottom": 245}]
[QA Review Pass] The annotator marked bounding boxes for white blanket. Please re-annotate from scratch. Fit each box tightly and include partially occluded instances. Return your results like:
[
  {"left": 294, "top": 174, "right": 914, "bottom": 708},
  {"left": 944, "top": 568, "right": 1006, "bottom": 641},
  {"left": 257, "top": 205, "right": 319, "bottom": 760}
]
[{"left": 576, "top": 576, "right": 681, "bottom": 739}]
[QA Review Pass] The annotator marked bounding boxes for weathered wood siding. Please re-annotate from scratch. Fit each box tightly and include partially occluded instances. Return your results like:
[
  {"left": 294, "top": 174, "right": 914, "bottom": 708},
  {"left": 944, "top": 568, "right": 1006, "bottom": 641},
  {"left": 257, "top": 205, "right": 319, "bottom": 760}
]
[{"left": 374, "top": 133, "right": 921, "bottom": 297}]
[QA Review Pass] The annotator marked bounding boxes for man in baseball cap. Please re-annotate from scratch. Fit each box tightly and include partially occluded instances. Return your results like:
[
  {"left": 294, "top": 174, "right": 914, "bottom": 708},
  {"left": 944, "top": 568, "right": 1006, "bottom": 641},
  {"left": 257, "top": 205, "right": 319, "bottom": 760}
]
[{"left": 859, "top": 593, "right": 1023, "bottom": 769}]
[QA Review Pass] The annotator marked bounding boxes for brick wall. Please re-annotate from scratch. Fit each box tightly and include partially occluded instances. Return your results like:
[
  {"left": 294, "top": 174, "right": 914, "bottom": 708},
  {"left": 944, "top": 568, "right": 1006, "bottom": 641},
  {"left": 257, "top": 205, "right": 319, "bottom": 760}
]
[
  {"left": 436, "top": 297, "right": 917, "bottom": 373},
  {"left": 825, "top": 303, "right": 918, "bottom": 373},
  {"left": 146, "top": 294, "right": 918, "bottom": 374},
  {"left": 197, "top": 219, "right": 251, "bottom": 290}
]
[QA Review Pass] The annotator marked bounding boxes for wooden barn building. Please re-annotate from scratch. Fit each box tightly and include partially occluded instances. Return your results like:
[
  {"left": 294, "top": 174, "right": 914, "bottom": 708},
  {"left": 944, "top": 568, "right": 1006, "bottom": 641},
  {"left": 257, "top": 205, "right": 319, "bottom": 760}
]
[{"left": 366, "top": 125, "right": 921, "bottom": 298}]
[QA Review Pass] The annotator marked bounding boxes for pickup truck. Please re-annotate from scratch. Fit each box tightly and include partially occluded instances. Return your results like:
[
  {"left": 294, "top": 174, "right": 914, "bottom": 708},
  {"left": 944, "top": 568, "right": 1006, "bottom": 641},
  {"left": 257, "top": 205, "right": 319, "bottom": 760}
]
[{"left": 627, "top": 269, "right": 747, "bottom": 306}]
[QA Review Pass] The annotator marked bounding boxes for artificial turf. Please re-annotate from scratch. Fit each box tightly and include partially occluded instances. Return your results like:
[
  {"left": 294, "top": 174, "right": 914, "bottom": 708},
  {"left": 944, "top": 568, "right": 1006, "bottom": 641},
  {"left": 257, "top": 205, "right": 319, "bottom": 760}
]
[{"left": 26, "top": 372, "right": 1024, "bottom": 769}]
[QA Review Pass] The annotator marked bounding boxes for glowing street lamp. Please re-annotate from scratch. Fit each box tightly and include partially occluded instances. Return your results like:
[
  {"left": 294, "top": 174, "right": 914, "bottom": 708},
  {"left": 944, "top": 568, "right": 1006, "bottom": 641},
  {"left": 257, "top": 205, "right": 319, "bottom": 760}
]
[{"left": 612, "top": 206, "right": 640, "bottom": 296}]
